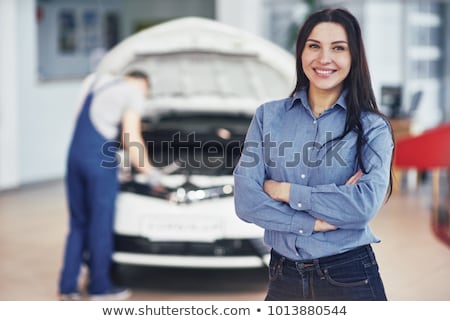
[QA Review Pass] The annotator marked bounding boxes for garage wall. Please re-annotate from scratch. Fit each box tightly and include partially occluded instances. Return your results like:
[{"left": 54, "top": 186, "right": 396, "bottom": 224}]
[
  {"left": 0, "top": 0, "right": 217, "bottom": 190},
  {"left": 215, "top": 0, "right": 264, "bottom": 37},
  {"left": 363, "top": 1, "right": 404, "bottom": 108},
  {"left": 16, "top": 0, "right": 82, "bottom": 187},
  {"left": 122, "top": 0, "right": 215, "bottom": 35},
  {"left": 0, "top": 0, "right": 19, "bottom": 189}
]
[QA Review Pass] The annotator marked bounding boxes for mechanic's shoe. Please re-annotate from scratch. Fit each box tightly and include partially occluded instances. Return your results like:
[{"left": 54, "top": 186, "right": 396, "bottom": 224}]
[
  {"left": 89, "top": 287, "right": 131, "bottom": 301},
  {"left": 58, "top": 292, "right": 82, "bottom": 301}
]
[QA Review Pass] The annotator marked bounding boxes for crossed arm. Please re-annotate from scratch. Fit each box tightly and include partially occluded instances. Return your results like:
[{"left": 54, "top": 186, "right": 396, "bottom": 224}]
[{"left": 263, "top": 170, "right": 363, "bottom": 232}]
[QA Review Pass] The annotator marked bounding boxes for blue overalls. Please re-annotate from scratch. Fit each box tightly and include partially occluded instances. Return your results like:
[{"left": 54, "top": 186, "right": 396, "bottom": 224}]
[{"left": 59, "top": 78, "right": 121, "bottom": 295}]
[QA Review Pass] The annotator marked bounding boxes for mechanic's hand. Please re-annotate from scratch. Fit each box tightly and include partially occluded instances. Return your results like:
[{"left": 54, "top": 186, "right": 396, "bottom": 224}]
[
  {"left": 160, "top": 160, "right": 182, "bottom": 175},
  {"left": 147, "top": 168, "right": 164, "bottom": 186}
]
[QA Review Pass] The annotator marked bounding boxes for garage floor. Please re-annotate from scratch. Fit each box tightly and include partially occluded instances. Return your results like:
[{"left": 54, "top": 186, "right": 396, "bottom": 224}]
[{"left": 1, "top": 176, "right": 450, "bottom": 301}]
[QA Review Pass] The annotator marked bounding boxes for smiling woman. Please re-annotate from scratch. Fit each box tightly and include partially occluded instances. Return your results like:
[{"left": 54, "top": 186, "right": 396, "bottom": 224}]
[
  {"left": 233, "top": 7, "right": 395, "bottom": 301},
  {"left": 301, "top": 22, "right": 351, "bottom": 117}
]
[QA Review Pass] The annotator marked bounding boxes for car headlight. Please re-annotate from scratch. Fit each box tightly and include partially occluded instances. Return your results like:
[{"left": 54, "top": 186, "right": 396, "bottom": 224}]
[{"left": 169, "top": 184, "right": 234, "bottom": 204}]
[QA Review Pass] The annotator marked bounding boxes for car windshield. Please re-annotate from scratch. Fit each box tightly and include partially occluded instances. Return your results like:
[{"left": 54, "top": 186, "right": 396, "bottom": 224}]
[{"left": 127, "top": 51, "right": 289, "bottom": 100}]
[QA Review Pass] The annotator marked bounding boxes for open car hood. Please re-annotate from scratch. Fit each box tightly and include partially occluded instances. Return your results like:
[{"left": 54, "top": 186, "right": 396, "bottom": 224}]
[
  {"left": 96, "top": 17, "right": 296, "bottom": 115},
  {"left": 97, "top": 16, "right": 294, "bottom": 80}
]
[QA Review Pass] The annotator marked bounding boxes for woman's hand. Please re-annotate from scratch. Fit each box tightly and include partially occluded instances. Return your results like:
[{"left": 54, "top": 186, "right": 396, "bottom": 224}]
[
  {"left": 346, "top": 169, "right": 362, "bottom": 185},
  {"left": 265, "top": 170, "right": 363, "bottom": 233},
  {"left": 264, "top": 180, "right": 338, "bottom": 233},
  {"left": 263, "top": 180, "right": 290, "bottom": 203},
  {"left": 314, "top": 219, "right": 337, "bottom": 232}
]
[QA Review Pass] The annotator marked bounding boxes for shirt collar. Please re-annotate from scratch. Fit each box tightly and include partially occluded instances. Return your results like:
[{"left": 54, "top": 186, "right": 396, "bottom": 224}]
[{"left": 288, "top": 87, "right": 348, "bottom": 112}]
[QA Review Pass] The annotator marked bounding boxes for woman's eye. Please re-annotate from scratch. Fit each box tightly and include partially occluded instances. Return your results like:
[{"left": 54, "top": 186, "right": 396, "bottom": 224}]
[
  {"left": 308, "top": 44, "right": 319, "bottom": 49},
  {"left": 334, "top": 46, "right": 346, "bottom": 51}
]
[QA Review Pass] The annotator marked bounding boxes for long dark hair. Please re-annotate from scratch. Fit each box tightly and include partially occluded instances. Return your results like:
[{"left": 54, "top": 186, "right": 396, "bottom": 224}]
[{"left": 291, "top": 8, "right": 393, "bottom": 199}]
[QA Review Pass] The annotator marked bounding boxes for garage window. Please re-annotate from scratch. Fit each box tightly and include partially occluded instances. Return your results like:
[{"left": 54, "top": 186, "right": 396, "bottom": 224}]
[{"left": 37, "top": 0, "right": 121, "bottom": 79}]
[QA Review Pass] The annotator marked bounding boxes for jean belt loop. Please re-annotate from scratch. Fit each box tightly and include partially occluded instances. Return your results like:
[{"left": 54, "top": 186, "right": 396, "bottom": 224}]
[
  {"left": 365, "top": 244, "right": 376, "bottom": 264},
  {"left": 313, "top": 258, "right": 324, "bottom": 278},
  {"left": 278, "top": 256, "right": 285, "bottom": 272}
]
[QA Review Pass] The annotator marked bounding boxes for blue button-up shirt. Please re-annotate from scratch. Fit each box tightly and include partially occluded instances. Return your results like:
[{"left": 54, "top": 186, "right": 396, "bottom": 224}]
[{"left": 233, "top": 89, "right": 393, "bottom": 260}]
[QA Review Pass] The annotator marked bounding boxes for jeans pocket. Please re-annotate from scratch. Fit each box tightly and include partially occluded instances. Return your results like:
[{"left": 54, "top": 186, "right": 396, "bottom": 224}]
[
  {"left": 323, "top": 262, "right": 369, "bottom": 288},
  {"left": 268, "top": 255, "right": 284, "bottom": 281}
]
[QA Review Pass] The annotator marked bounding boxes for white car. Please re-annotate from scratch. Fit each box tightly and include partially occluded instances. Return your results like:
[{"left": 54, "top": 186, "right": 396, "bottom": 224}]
[{"left": 96, "top": 16, "right": 296, "bottom": 269}]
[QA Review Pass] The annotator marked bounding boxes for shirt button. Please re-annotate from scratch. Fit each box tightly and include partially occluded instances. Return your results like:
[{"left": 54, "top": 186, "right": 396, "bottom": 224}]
[
  {"left": 301, "top": 174, "right": 306, "bottom": 179},
  {"left": 299, "top": 229, "right": 304, "bottom": 234},
  {"left": 313, "top": 120, "right": 317, "bottom": 124},
  {"left": 297, "top": 202, "right": 302, "bottom": 208}
]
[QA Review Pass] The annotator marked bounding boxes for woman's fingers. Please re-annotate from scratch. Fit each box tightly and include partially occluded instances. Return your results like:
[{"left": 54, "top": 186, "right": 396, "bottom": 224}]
[{"left": 346, "top": 169, "right": 363, "bottom": 185}]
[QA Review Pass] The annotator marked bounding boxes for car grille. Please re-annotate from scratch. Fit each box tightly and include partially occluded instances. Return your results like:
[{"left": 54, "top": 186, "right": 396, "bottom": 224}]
[
  {"left": 114, "top": 235, "right": 269, "bottom": 257},
  {"left": 120, "top": 180, "right": 234, "bottom": 203}
]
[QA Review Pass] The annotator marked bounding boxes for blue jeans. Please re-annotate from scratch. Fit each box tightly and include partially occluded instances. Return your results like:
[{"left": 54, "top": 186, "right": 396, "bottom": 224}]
[{"left": 265, "top": 245, "right": 387, "bottom": 301}]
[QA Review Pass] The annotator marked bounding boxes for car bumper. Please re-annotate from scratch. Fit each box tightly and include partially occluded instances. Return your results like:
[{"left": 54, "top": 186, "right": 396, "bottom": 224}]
[
  {"left": 113, "top": 252, "right": 270, "bottom": 269},
  {"left": 113, "top": 235, "right": 270, "bottom": 269}
]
